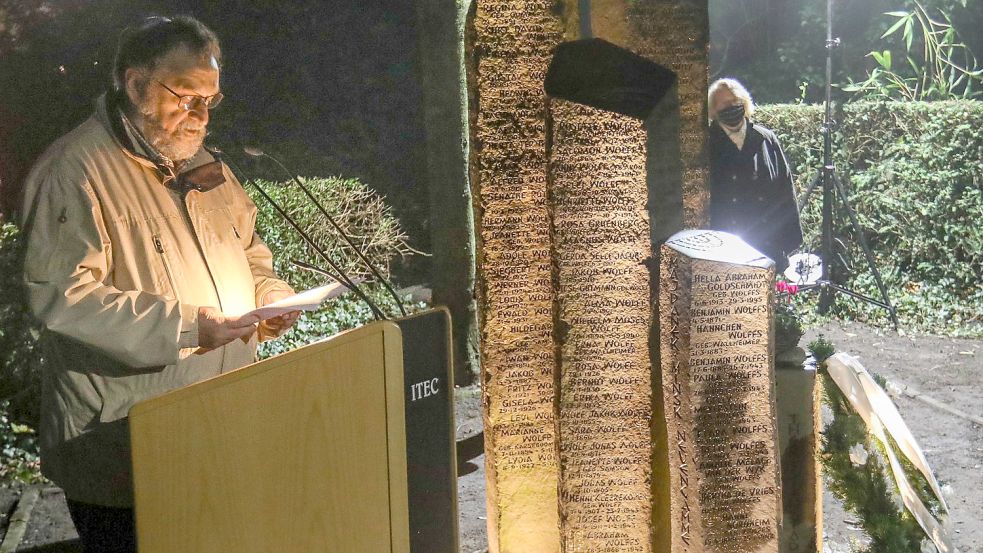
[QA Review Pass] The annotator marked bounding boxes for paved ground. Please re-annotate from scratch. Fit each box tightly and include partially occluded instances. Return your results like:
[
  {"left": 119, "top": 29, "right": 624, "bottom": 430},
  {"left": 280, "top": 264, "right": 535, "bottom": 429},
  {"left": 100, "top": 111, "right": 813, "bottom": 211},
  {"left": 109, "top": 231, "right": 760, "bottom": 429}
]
[{"left": 2, "top": 321, "right": 979, "bottom": 553}]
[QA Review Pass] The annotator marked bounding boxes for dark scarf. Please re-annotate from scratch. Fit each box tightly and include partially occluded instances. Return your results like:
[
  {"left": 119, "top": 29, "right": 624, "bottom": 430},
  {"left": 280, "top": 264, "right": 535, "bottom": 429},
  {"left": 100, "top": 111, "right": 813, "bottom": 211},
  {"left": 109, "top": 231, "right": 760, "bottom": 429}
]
[{"left": 106, "top": 91, "right": 224, "bottom": 194}]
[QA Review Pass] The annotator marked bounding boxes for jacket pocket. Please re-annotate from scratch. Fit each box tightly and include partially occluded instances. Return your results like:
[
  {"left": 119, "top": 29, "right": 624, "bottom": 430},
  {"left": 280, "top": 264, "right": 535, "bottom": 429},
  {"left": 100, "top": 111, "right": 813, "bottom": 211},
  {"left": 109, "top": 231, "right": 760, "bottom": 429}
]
[
  {"left": 24, "top": 207, "right": 70, "bottom": 283},
  {"left": 151, "top": 233, "right": 179, "bottom": 299}
]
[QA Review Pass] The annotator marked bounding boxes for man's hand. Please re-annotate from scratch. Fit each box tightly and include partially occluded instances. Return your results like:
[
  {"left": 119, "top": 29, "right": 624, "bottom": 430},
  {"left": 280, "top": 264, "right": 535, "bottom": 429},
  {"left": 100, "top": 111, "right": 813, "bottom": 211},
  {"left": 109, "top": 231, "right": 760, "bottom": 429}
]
[
  {"left": 195, "top": 306, "right": 259, "bottom": 354},
  {"left": 259, "top": 289, "right": 300, "bottom": 336}
]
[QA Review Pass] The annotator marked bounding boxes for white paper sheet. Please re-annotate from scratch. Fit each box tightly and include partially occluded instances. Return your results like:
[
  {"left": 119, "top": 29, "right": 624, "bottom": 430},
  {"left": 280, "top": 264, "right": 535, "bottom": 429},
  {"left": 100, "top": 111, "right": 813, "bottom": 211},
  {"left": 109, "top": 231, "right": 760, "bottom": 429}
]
[{"left": 243, "top": 281, "right": 351, "bottom": 322}]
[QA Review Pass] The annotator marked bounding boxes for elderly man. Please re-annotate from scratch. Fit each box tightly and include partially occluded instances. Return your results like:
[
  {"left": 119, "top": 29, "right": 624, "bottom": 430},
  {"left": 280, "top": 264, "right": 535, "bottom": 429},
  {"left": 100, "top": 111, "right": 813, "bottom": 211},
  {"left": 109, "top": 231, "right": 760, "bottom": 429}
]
[
  {"left": 18, "top": 16, "right": 297, "bottom": 551},
  {"left": 708, "top": 78, "right": 803, "bottom": 271}
]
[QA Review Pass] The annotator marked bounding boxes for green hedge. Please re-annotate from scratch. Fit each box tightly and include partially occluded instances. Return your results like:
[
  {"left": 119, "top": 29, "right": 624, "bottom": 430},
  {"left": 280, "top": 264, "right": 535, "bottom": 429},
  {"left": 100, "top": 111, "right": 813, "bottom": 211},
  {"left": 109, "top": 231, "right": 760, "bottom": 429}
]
[{"left": 756, "top": 101, "right": 983, "bottom": 336}]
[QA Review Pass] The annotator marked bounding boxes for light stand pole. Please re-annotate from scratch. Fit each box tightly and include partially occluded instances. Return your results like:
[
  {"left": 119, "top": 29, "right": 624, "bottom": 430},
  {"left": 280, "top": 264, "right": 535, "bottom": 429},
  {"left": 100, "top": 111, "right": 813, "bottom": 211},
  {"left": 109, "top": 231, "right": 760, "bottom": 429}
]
[{"left": 796, "top": 0, "right": 900, "bottom": 330}]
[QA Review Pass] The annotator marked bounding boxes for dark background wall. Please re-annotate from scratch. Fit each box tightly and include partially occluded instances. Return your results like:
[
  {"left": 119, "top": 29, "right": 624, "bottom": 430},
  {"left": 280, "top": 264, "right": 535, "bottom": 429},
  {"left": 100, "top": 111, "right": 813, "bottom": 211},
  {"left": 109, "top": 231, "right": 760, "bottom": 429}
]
[{"left": 0, "top": 0, "right": 431, "bottom": 278}]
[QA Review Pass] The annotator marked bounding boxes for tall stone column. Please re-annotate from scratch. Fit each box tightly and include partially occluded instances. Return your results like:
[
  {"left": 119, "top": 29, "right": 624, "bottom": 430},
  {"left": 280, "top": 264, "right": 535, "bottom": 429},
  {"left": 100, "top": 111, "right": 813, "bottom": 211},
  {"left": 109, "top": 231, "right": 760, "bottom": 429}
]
[
  {"left": 545, "top": 39, "right": 674, "bottom": 553},
  {"left": 467, "top": 2, "right": 565, "bottom": 552},
  {"left": 551, "top": 101, "right": 652, "bottom": 552}
]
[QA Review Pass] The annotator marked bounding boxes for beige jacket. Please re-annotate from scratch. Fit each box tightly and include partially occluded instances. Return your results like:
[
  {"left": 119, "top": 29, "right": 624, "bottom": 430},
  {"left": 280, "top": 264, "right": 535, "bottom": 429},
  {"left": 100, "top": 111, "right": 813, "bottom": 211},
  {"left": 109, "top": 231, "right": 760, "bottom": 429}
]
[{"left": 19, "top": 96, "right": 291, "bottom": 507}]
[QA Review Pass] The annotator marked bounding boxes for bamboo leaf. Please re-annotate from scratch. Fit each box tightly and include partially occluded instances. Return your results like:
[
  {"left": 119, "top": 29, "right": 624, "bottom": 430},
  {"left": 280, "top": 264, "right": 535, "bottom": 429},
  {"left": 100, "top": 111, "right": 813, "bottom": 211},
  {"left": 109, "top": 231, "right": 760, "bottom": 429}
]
[
  {"left": 872, "top": 50, "right": 892, "bottom": 70},
  {"left": 907, "top": 56, "right": 920, "bottom": 73},
  {"left": 882, "top": 15, "right": 909, "bottom": 38}
]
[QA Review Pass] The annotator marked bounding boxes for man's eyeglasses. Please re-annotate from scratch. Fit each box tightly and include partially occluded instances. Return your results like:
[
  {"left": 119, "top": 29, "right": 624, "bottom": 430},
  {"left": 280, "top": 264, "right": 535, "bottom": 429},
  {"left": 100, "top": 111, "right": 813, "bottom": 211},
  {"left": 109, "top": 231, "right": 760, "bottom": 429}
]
[{"left": 155, "top": 80, "right": 224, "bottom": 111}]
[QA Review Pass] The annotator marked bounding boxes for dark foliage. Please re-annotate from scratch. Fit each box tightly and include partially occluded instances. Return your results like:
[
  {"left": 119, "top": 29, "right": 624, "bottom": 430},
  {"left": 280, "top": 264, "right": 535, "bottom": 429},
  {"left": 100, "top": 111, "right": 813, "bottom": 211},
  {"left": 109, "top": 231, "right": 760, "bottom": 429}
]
[
  {"left": 0, "top": 223, "right": 41, "bottom": 424},
  {"left": 0, "top": 1, "right": 431, "bottom": 281},
  {"left": 710, "top": 0, "right": 983, "bottom": 103}
]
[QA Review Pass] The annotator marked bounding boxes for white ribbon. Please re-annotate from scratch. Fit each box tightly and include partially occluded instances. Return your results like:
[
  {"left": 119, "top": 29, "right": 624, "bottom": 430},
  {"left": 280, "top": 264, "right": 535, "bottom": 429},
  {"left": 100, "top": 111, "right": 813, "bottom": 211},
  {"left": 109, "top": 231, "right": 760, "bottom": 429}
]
[{"left": 825, "top": 353, "right": 954, "bottom": 553}]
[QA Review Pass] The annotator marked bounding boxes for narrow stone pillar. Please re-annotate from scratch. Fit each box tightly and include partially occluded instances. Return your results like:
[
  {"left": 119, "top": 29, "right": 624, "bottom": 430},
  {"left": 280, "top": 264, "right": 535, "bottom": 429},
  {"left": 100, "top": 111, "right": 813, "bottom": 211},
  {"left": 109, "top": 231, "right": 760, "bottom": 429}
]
[
  {"left": 659, "top": 230, "right": 782, "bottom": 553},
  {"left": 550, "top": 100, "right": 651, "bottom": 553},
  {"left": 545, "top": 38, "right": 674, "bottom": 553},
  {"left": 468, "top": 2, "right": 565, "bottom": 552}
]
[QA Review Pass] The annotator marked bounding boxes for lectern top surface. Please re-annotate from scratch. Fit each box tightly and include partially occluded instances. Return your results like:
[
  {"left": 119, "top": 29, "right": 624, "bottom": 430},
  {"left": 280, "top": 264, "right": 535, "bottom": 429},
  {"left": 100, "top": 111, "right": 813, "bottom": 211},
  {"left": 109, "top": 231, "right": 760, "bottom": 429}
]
[
  {"left": 665, "top": 229, "right": 774, "bottom": 268},
  {"left": 129, "top": 320, "right": 402, "bottom": 417}
]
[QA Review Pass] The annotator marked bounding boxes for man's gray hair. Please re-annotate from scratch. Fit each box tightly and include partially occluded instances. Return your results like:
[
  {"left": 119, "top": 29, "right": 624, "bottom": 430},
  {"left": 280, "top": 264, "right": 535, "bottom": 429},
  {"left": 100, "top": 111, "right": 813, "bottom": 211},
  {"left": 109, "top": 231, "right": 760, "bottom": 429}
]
[
  {"left": 708, "top": 78, "right": 755, "bottom": 123},
  {"left": 112, "top": 15, "right": 221, "bottom": 92}
]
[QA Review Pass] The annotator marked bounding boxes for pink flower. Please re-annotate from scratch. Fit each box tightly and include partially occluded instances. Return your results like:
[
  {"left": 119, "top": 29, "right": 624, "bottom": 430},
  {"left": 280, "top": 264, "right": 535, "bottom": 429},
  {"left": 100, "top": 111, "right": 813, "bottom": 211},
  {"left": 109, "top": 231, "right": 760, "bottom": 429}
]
[{"left": 775, "top": 281, "right": 799, "bottom": 295}]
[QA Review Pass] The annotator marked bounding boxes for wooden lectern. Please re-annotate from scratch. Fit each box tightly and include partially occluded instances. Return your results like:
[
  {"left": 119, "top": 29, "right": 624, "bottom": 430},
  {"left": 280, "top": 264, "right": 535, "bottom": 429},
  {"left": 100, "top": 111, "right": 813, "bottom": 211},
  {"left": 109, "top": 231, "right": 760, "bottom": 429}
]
[{"left": 130, "top": 308, "right": 458, "bottom": 553}]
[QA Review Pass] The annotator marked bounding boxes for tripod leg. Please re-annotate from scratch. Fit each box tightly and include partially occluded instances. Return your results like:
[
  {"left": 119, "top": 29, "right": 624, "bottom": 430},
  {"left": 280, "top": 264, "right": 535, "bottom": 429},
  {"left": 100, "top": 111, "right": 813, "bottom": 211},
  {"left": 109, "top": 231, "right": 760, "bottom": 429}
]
[
  {"left": 830, "top": 173, "right": 901, "bottom": 330},
  {"left": 797, "top": 171, "right": 823, "bottom": 213},
  {"left": 825, "top": 282, "right": 893, "bottom": 311}
]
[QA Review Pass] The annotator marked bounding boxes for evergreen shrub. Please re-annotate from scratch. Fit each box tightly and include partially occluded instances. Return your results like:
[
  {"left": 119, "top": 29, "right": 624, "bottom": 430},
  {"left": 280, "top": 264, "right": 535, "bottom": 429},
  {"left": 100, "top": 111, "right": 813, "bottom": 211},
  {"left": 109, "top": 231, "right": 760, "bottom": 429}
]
[
  {"left": 810, "top": 339, "right": 946, "bottom": 553},
  {"left": 246, "top": 176, "right": 421, "bottom": 358},
  {"left": 756, "top": 100, "right": 983, "bottom": 335}
]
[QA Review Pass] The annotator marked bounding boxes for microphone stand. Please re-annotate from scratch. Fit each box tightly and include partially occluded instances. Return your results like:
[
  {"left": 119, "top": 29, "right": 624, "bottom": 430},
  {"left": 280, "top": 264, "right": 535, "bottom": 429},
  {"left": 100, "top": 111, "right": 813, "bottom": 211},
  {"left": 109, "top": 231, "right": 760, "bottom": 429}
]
[
  {"left": 211, "top": 147, "right": 388, "bottom": 321},
  {"left": 243, "top": 147, "right": 408, "bottom": 318}
]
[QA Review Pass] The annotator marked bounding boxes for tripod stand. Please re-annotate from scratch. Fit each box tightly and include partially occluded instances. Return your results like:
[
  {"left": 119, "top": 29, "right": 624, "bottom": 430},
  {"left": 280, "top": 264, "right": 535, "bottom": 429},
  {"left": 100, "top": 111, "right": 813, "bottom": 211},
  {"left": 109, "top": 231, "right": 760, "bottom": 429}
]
[{"left": 795, "top": 0, "right": 900, "bottom": 330}]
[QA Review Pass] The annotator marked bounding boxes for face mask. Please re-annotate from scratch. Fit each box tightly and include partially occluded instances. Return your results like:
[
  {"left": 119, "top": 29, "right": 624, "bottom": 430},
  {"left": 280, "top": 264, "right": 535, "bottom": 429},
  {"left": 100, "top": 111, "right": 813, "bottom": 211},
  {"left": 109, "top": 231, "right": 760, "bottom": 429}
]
[{"left": 717, "top": 104, "right": 746, "bottom": 127}]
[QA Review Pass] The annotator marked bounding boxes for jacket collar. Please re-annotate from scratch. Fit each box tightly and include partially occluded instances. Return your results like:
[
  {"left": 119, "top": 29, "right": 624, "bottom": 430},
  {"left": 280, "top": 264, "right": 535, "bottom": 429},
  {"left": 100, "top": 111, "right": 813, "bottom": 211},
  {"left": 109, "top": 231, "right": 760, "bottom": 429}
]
[{"left": 711, "top": 119, "right": 764, "bottom": 153}]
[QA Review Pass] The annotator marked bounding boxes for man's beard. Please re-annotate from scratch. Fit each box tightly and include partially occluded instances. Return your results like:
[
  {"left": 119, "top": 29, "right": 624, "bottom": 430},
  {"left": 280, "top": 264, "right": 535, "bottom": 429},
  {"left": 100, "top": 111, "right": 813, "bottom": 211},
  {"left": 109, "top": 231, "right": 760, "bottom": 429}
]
[{"left": 139, "top": 105, "right": 206, "bottom": 164}]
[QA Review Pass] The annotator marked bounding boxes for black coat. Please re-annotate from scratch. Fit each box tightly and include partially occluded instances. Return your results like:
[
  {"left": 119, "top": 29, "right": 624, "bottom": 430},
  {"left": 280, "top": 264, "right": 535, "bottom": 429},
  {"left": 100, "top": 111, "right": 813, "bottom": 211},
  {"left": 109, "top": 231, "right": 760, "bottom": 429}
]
[{"left": 709, "top": 120, "right": 803, "bottom": 271}]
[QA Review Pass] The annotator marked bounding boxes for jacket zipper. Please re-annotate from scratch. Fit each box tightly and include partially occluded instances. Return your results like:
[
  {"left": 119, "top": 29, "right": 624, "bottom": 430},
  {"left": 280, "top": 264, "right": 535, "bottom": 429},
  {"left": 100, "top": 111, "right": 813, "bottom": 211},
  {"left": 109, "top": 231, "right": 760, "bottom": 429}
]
[{"left": 153, "top": 234, "right": 178, "bottom": 292}]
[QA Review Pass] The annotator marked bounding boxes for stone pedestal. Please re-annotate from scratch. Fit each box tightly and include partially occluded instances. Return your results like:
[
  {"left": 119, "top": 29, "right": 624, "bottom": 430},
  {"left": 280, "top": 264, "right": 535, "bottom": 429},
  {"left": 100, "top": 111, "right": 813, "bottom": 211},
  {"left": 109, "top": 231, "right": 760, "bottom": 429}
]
[
  {"left": 658, "top": 230, "right": 782, "bottom": 553},
  {"left": 776, "top": 357, "right": 822, "bottom": 553}
]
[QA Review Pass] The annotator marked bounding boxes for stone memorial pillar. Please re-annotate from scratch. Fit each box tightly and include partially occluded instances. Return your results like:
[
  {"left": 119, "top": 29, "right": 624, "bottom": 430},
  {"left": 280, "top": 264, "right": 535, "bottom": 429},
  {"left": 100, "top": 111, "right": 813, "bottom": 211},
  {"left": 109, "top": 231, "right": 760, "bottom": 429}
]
[
  {"left": 545, "top": 39, "right": 674, "bottom": 553},
  {"left": 659, "top": 230, "right": 782, "bottom": 553},
  {"left": 468, "top": 2, "right": 712, "bottom": 552},
  {"left": 468, "top": 2, "right": 565, "bottom": 552},
  {"left": 551, "top": 100, "right": 652, "bottom": 553}
]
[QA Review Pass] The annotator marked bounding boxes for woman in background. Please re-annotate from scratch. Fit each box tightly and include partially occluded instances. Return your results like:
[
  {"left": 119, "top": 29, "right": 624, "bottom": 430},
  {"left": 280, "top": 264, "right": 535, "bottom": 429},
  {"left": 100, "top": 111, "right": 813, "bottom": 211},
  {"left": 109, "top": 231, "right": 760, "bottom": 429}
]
[{"left": 708, "top": 77, "right": 803, "bottom": 271}]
